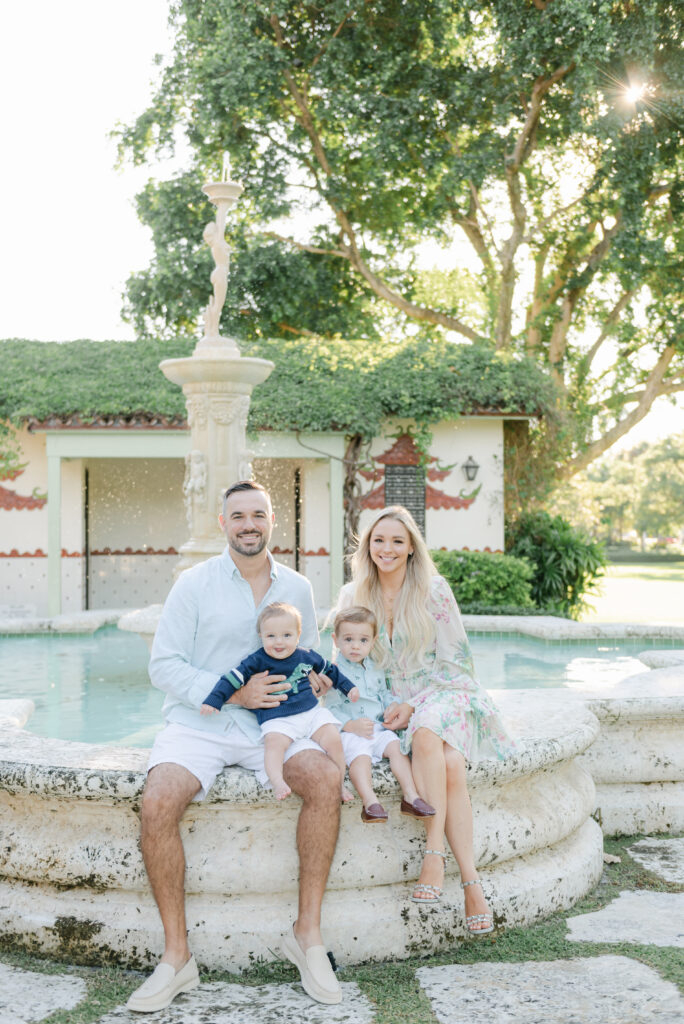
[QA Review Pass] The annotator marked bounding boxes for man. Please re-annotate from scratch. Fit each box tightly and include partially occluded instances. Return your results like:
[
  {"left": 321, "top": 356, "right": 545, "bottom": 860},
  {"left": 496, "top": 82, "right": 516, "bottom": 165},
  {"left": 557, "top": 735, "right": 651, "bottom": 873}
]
[{"left": 126, "top": 480, "right": 342, "bottom": 1012}]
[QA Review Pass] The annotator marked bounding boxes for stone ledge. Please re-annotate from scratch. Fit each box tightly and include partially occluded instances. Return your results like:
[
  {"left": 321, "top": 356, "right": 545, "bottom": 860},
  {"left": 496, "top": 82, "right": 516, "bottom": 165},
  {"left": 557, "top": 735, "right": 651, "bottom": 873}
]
[
  {"left": 0, "top": 819, "right": 603, "bottom": 970},
  {"left": 0, "top": 691, "right": 600, "bottom": 804},
  {"left": 463, "top": 615, "right": 684, "bottom": 640},
  {"left": 0, "top": 609, "right": 127, "bottom": 635}
]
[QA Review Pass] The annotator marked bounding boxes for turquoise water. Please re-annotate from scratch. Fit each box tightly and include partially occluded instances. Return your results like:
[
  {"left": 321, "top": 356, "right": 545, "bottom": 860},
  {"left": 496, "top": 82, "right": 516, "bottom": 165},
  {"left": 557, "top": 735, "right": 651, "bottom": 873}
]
[
  {"left": 0, "top": 627, "right": 671, "bottom": 746},
  {"left": 0, "top": 627, "right": 163, "bottom": 747}
]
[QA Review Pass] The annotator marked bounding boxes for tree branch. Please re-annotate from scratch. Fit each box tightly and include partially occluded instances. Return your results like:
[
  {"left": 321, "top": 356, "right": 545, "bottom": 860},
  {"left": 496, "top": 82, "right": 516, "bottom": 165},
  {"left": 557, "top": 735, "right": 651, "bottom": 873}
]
[
  {"left": 496, "top": 64, "right": 575, "bottom": 348},
  {"left": 270, "top": 11, "right": 481, "bottom": 340},
  {"left": 581, "top": 289, "right": 637, "bottom": 373},
  {"left": 599, "top": 376, "right": 684, "bottom": 408},
  {"left": 260, "top": 230, "right": 346, "bottom": 258},
  {"left": 559, "top": 345, "right": 677, "bottom": 477},
  {"left": 310, "top": 7, "right": 359, "bottom": 70}
]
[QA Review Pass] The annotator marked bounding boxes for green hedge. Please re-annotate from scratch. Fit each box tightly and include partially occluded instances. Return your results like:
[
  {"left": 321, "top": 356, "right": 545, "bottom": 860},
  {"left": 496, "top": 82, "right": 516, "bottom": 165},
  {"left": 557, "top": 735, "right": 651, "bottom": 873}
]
[
  {"left": 459, "top": 603, "right": 570, "bottom": 617},
  {"left": 432, "top": 549, "right": 534, "bottom": 609},
  {"left": 0, "top": 336, "right": 555, "bottom": 432}
]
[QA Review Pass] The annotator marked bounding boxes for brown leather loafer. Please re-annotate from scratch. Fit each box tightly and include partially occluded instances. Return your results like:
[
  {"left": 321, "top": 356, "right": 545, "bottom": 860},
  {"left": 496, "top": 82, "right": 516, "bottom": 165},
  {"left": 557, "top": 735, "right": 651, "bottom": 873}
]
[
  {"left": 400, "top": 797, "right": 436, "bottom": 818},
  {"left": 361, "top": 802, "right": 388, "bottom": 822}
]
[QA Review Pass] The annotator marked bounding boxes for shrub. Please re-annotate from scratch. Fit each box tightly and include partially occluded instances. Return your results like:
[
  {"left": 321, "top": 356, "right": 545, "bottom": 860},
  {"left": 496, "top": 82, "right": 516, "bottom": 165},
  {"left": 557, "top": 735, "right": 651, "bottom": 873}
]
[
  {"left": 431, "top": 550, "right": 534, "bottom": 609},
  {"left": 506, "top": 511, "right": 606, "bottom": 618}
]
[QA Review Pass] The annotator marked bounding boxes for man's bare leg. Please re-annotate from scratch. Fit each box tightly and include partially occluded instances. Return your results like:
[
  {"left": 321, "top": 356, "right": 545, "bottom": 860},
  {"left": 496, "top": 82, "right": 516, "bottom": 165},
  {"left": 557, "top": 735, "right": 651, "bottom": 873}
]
[
  {"left": 282, "top": 749, "right": 340, "bottom": 950},
  {"left": 140, "top": 763, "right": 201, "bottom": 969}
]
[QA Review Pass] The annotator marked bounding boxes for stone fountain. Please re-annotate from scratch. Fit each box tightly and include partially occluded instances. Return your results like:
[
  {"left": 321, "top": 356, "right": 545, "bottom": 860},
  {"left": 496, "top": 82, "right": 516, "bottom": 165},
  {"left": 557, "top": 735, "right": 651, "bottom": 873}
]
[
  {"left": 160, "top": 155, "right": 274, "bottom": 576},
  {"left": 0, "top": 165, "right": 628, "bottom": 972}
]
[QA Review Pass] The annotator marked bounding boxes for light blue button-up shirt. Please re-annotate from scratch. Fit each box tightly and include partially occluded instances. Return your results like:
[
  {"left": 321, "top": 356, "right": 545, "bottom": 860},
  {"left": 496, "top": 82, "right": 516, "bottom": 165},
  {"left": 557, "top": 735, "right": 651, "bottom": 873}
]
[
  {"left": 149, "top": 547, "right": 319, "bottom": 743},
  {"left": 323, "top": 653, "right": 392, "bottom": 725}
]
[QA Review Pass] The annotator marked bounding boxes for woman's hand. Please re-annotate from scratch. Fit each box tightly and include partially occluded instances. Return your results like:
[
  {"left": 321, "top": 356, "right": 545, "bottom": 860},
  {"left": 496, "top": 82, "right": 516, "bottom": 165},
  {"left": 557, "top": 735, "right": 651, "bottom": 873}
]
[
  {"left": 342, "top": 718, "right": 375, "bottom": 738},
  {"left": 383, "top": 701, "right": 414, "bottom": 731}
]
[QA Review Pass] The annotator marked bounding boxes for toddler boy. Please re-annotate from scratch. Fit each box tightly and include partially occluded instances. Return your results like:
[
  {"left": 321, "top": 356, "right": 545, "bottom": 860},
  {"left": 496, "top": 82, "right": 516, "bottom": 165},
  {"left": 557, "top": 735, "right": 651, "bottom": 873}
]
[{"left": 324, "top": 606, "right": 435, "bottom": 823}]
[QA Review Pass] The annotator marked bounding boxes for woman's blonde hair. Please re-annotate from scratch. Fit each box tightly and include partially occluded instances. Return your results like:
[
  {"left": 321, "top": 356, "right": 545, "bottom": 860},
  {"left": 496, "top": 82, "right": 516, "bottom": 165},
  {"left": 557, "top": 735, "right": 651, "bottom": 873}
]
[{"left": 350, "top": 506, "right": 437, "bottom": 669}]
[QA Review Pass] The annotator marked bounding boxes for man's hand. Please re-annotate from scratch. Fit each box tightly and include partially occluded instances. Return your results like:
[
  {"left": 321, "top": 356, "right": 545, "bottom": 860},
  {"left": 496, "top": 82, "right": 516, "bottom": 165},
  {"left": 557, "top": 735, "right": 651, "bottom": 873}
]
[
  {"left": 383, "top": 701, "right": 414, "bottom": 731},
  {"left": 342, "top": 717, "right": 375, "bottom": 738},
  {"left": 228, "top": 670, "right": 289, "bottom": 710},
  {"left": 308, "top": 670, "right": 333, "bottom": 697}
]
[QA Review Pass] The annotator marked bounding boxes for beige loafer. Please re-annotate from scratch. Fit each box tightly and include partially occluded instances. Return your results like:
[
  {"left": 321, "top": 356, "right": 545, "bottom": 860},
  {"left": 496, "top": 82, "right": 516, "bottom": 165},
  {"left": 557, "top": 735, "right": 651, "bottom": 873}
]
[
  {"left": 126, "top": 955, "right": 199, "bottom": 1013},
  {"left": 282, "top": 927, "right": 342, "bottom": 1005}
]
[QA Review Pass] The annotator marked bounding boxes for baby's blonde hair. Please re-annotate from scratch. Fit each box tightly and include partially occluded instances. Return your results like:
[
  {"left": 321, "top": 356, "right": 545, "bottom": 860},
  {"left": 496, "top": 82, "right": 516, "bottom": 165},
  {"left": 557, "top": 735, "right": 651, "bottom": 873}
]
[
  {"left": 333, "top": 605, "right": 378, "bottom": 638},
  {"left": 256, "top": 602, "right": 302, "bottom": 635}
]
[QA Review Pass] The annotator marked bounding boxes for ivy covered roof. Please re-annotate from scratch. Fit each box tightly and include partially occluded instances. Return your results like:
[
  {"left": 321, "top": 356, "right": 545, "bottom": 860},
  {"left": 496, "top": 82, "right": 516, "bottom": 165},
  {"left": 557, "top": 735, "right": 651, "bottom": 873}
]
[{"left": 0, "top": 336, "right": 555, "bottom": 435}]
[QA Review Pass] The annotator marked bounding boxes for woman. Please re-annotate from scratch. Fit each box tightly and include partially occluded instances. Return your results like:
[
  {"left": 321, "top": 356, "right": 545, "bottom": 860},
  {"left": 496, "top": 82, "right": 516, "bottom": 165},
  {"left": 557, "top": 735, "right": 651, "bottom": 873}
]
[{"left": 337, "top": 505, "right": 516, "bottom": 934}]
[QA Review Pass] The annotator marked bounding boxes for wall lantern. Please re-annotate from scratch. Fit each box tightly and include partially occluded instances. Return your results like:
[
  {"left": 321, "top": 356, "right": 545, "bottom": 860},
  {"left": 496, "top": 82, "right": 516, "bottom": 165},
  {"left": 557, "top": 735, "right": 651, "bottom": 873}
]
[{"left": 462, "top": 455, "right": 480, "bottom": 482}]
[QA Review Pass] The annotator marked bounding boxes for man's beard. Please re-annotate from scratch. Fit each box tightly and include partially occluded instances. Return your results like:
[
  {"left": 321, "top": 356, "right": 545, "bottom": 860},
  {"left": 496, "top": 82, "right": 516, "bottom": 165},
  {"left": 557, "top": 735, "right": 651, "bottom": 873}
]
[{"left": 229, "top": 532, "right": 268, "bottom": 557}]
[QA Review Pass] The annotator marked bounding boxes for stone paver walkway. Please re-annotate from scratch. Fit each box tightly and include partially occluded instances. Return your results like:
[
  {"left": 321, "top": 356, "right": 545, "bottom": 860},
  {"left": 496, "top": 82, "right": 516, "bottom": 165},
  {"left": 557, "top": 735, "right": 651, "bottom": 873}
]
[
  {"left": 0, "top": 962, "right": 86, "bottom": 1024},
  {"left": 95, "top": 981, "right": 373, "bottom": 1023},
  {"left": 628, "top": 837, "right": 684, "bottom": 883},
  {"left": 566, "top": 890, "right": 684, "bottom": 947},
  {"left": 416, "top": 957, "right": 684, "bottom": 1024},
  {"left": 2, "top": 833, "right": 683, "bottom": 1024}
]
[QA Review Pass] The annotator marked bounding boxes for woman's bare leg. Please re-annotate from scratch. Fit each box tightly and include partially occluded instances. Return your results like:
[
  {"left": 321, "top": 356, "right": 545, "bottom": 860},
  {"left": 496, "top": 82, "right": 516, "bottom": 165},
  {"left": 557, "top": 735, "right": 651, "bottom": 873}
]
[
  {"left": 443, "top": 745, "right": 491, "bottom": 928},
  {"left": 264, "top": 732, "right": 294, "bottom": 799},
  {"left": 409, "top": 728, "right": 448, "bottom": 895}
]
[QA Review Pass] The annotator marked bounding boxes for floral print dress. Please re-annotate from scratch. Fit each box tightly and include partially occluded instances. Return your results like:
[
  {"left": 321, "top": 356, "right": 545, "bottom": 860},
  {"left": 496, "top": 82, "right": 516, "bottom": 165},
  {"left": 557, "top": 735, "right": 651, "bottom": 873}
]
[{"left": 338, "top": 576, "right": 515, "bottom": 762}]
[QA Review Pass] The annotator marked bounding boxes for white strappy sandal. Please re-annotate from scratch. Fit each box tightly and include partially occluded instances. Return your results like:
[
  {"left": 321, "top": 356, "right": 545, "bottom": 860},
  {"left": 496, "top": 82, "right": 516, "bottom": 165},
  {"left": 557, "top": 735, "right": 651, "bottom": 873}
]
[
  {"left": 410, "top": 849, "right": 447, "bottom": 904},
  {"left": 461, "top": 878, "right": 494, "bottom": 935}
]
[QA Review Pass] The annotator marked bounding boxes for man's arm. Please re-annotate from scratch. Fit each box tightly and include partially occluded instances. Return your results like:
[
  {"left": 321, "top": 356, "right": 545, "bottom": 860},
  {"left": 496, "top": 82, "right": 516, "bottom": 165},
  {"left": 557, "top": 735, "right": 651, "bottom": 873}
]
[{"left": 148, "top": 573, "right": 224, "bottom": 708}]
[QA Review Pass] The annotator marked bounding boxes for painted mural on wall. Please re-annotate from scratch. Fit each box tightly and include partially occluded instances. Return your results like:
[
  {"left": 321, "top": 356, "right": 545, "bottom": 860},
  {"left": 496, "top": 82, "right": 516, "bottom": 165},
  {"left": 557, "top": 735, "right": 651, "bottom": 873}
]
[
  {"left": 0, "top": 464, "right": 46, "bottom": 512},
  {"left": 359, "top": 432, "right": 481, "bottom": 510}
]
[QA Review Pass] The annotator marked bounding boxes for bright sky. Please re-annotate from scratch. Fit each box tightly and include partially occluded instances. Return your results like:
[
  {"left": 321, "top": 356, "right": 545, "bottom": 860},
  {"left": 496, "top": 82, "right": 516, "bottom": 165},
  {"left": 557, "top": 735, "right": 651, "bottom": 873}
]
[
  {"left": 0, "top": 0, "right": 176, "bottom": 343},
  {"left": 0, "top": 0, "right": 680, "bottom": 444}
]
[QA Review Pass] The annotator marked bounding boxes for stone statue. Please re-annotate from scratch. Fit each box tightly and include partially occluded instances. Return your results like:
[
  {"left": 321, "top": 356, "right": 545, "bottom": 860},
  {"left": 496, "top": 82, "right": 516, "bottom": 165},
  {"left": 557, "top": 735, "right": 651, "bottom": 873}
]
[
  {"left": 202, "top": 219, "right": 230, "bottom": 341},
  {"left": 183, "top": 449, "right": 208, "bottom": 530}
]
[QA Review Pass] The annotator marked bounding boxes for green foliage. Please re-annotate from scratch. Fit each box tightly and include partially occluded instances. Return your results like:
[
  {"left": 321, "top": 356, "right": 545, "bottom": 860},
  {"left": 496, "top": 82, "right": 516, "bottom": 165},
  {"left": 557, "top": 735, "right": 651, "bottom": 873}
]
[
  {"left": 0, "top": 338, "right": 193, "bottom": 424},
  {"left": 550, "top": 433, "right": 684, "bottom": 545},
  {"left": 432, "top": 549, "right": 534, "bottom": 609},
  {"left": 116, "top": 0, "right": 684, "bottom": 502},
  {"left": 459, "top": 603, "right": 570, "bottom": 617},
  {"left": 0, "top": 423, "right": 26, "bottom": 482},
  {"left": 0, "top": 337, "right": 554, "bottom": 435},
  {"left": 506, "top": 511, "right": 606, "bottom": 618},
  {"left": 633, "top": 435, "right": 684, "bottom": 539}
]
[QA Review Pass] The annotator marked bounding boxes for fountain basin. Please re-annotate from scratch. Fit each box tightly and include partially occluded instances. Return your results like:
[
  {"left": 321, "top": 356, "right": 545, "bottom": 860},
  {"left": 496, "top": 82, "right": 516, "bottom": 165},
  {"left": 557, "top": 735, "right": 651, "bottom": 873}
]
[{"left": 0, "top": 691, "right": 601, "bottom": 969}]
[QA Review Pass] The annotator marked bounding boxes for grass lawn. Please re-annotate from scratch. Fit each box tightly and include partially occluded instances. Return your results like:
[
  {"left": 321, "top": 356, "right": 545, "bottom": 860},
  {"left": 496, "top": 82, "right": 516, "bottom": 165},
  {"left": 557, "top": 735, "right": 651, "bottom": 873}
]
[{"left": 581, "top": 562, "right": 684, "bottom": 625}]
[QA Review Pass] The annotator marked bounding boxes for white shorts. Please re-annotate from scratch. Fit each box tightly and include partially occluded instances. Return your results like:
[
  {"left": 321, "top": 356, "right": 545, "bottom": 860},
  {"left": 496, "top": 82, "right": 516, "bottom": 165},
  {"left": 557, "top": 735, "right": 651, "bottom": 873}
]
[
  {"left": 341, "top": 722, "right": 399, "bottom": 766},
  {"left": 260, "top": 705, "right": 340, "bottom": 743},
  {"left": 148, "top": 721, "right": 323, "bottom": 800}
]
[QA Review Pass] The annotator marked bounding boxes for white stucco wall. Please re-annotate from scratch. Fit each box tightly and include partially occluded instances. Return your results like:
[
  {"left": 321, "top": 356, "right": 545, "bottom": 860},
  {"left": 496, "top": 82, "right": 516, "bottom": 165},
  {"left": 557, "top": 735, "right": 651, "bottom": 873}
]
[
  {"left": 0, "top": 428, "right": 85, "bottom": 616},
  {"left": 358, "top": 417, "right": 504, "bottom": 553},
  {"left": 2, "top": 417, "right": 508, "bottom": 614}
]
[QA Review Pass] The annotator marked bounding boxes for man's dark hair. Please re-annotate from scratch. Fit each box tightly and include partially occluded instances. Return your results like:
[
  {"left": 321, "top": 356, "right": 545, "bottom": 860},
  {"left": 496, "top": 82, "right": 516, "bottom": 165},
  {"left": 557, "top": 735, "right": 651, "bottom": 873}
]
[{"left": 222, "top": 480, "right": 271, "bottom": 516}]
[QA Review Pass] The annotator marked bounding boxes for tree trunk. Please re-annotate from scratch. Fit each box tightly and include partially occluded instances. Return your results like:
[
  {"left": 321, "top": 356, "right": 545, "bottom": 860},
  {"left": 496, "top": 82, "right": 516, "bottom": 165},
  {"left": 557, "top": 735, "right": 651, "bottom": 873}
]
[{"left": 342, "top": 433, "right": 365, "bottom": 580}]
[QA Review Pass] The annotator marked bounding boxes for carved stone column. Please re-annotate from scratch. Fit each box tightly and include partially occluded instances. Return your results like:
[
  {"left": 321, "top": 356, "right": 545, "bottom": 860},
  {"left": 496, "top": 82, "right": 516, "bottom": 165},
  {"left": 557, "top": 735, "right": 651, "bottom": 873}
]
[{"left": 160, "top": 168, "right": 274, "bottom": 576}]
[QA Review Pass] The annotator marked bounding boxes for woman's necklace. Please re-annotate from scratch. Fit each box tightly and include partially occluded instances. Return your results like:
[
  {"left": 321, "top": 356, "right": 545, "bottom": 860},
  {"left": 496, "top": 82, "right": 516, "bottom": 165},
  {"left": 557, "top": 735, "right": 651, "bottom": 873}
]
[{"left": 381, "top": 586, "right": 401, "bottom": 636}]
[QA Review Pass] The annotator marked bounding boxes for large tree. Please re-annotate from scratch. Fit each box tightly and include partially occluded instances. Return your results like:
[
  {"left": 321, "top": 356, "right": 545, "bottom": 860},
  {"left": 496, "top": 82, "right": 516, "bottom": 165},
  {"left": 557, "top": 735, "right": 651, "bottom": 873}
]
[{"left": 119, "top": 0, "right": 684, "bottom": 503}]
